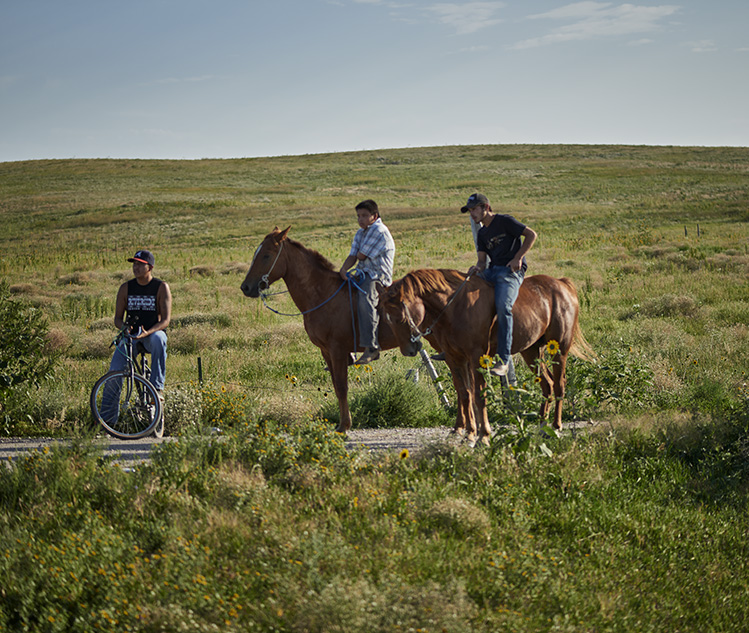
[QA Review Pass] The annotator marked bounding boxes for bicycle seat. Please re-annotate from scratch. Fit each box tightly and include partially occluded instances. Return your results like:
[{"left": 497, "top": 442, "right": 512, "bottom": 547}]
[{"left": 134, "top": 341, "right": 148, "bottom": 356}]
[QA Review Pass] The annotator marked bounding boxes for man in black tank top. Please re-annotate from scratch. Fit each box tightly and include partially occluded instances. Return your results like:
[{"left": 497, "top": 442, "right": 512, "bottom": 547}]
[{"left": 108, "top": 250, "right": 172, "bottom": 434}]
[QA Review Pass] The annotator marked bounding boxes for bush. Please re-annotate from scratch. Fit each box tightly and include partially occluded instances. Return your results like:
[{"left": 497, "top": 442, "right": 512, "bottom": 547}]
[
  {"left": 565, "top": 341, "right": 656, "bottom": 417},
  {"left": 163, "top": 383, "right": 203, "bottom": 435},
  {"left": 0, "top": 281, "right": 60, "bottom": 434},
  {"left": 320, "top": 370, "right": 451, "bottom": 429}
]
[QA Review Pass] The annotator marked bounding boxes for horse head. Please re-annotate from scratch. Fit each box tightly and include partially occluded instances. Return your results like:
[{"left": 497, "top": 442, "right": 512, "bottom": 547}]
[
  {"left": 378, "top": 278, "right": 425, "bottom": 357},
  {"left": 241, "top": 226, "right": 291, "bottom": 297}
]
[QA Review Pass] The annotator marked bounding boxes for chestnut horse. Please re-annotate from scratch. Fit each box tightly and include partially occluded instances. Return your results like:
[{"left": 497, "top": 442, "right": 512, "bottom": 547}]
[
  {"left": 240, "top": 227, "right": 398, "bottom": 433},
  {"left": 379, "top": 269, "right": 594, "bottom": 445}
]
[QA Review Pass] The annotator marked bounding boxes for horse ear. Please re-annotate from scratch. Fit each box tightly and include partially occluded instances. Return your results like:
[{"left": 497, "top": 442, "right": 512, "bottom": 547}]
[{"left": 278, "top": 226, "right": 291, "bottom": 242}]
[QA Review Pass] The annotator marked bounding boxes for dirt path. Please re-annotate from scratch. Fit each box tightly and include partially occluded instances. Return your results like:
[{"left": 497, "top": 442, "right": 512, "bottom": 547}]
[
  {"left": 0, "top": 422, "right": 599, "bottom": 466},
  {"left": 0, "top": 427, "right": 454, "bottom": 466}
]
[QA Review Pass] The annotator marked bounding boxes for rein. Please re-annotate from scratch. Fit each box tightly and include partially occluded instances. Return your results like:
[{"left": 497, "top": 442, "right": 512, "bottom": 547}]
[
  {"left": 254, "top": 238, "right": 363, "bottom": 347},
  {"left": 260, "top": 279, "right": 348, "bottom": 317},
  {"left": 402, "top": 274, "right": 472, "bottom": 344}
]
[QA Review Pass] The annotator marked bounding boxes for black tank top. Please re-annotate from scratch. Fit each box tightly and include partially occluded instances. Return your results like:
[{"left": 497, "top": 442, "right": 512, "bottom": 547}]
[{"left": 126, "top": 278, "right": 163, "bottom": 331}]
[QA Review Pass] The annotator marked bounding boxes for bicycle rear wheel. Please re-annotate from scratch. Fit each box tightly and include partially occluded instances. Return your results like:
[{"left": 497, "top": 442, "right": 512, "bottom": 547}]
[{"left": 90, "top": 370, "right": 162, "bottom": 440}]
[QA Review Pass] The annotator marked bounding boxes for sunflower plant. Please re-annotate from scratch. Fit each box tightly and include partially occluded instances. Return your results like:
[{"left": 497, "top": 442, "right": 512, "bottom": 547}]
[{"left": 480, "top": 342, "right": 563, "bottom": 459}]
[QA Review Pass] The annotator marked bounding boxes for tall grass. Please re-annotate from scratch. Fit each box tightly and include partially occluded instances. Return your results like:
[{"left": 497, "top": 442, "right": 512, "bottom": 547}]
[{"left": 1, "top": 408, "right": 748, "bottom": 631}]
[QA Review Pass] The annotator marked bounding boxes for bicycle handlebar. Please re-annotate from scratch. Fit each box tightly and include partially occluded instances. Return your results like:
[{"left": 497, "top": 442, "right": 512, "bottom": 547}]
[{"left": 111, "top": 325, "right": 144, "bottom": 348}]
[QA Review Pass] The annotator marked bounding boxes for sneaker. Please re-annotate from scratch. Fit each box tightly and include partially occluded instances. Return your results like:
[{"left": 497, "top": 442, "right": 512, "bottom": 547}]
[
  {"left": 489, "top": 362, "right": 509, "bottom": 377},
  {"left": 355, "top": 347, "right": 380, "bottom": 365},
  {"left": 152, "top": 390, "right": 165, "bottom": 439},
  {"left": 430, "top": 351, "right": 446, "bottom": 361}
]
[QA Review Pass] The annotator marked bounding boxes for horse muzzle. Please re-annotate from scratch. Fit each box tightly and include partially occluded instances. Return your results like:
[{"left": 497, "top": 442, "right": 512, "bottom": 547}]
[
  {"left": 240, "top": 281, "right": 260, "bottom": 298},
  {"left": 403, "top": 339, "right": 423, "bottom": 357}
]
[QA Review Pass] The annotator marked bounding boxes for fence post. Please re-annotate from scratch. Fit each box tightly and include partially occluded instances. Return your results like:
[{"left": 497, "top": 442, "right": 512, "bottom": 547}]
[{"left": 197, "top": 357, "right": 203, "bottom": 384}]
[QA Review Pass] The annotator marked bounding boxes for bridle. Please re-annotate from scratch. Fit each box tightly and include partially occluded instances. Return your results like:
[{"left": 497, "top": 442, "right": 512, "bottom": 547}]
[
  {"left": 255, "top": 239, "right": 285, "bottom": 293},
  {"left": 389, "top": 274, "right": 473, "bottom": 345},
  {"left": 400, "top": 301, "right": 430, "bottom": 344},
  {"left": 251, "top": 238, "right": 350, "bottom": 322}
]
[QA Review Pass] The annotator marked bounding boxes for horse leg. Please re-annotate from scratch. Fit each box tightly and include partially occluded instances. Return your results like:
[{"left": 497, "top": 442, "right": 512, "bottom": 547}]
[
  {"left": 449, "top": 363, "right": 474, "bottom": 444},
  {"left": 551, "top": 353, "right": 568, "bottom": 431},
  {"left": 472, "top": 365, "right": 492, "bottom": 446},
  {"left": 520, "top": 348, "right": 553, "bottom": 422},
  {"left": 324, "top": 350, "right": 352, "bottom": 433},
  {"left": 460, "top": 363, "right": 480, "bottom": 447}
]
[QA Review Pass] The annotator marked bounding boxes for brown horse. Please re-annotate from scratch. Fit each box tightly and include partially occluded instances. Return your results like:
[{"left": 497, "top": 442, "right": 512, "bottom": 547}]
[
  {"left": 240, "top": 227, "right": 398, "bottom": 433},
  {"left": 379, "top": 269, "right": 593, "bottom": 445}
]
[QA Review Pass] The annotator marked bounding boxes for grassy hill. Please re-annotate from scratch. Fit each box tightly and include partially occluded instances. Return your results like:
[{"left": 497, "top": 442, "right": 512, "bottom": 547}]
[
  {"left": 1, "top": 144, "right": 747, "bottom": 432},
  {"left": 1, "top": 145, "right": 748, "bottom": 631}
]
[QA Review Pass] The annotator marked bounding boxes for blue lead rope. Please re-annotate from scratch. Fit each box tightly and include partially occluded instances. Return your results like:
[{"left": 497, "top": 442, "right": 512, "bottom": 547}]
[
  {"left": 260, "top": 277, "right": 359, "bottom": 317},
  {"left": 260, "top": 273, "right": 366, "bottom": 357}
]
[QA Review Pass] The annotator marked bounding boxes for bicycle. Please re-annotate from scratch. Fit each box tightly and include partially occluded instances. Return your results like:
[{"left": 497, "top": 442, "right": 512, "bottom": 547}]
[{"left": 90, "top": 327, "right": 163, "bottom": 439}]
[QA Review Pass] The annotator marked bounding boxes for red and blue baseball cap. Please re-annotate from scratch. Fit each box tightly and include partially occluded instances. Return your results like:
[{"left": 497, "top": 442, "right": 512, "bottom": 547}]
[{"left": 127, "top": 250, "right": 155, "bottom": 266}]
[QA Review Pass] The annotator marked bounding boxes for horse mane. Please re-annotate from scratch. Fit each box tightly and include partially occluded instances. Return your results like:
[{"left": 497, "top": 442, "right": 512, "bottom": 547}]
[
  {"left": 286, "top": 237, "right": 337, "bottom": 272},
  {"left": 390, "top": 268, "right": 466, "bottom": 302}
]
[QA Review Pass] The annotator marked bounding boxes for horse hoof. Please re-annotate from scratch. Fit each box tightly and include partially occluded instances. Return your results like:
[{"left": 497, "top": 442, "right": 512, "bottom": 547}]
[
  {"left": 465, "top": 437, "right": 477, "bottom": 449},
  {"left": 450, "top": 428, "right": 466, "bottom": 438}
]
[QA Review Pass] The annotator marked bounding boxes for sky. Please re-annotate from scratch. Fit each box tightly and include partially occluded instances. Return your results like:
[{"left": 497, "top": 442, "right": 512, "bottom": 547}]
[{"left": 1, "top": 0, "right": 748, "bottom": 162}]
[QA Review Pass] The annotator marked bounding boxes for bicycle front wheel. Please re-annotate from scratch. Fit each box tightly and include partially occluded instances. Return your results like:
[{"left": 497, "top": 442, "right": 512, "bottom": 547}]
[{"left": 90, "top": 370, "right": 162, "bottom": 440}]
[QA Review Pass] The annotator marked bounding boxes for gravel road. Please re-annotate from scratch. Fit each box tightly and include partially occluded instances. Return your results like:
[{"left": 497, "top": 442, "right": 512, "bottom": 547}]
[
  {"left": 0, "top": 427, "right": 457, "bottom": 466},
  {"left": 0, "top": 422, "right": 599, "bottom": 466}
]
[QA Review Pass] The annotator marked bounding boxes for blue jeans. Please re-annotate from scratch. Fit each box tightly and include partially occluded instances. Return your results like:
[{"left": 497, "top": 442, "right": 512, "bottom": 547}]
[
  {"left": 355, "top": 273, "right": 381, "bottom": 350},
  {"left": 481, "top": 265, "right": 524, "bottom": 382},
  {"left": 109, "top": 331, "right": 168, "bottom": 390}
]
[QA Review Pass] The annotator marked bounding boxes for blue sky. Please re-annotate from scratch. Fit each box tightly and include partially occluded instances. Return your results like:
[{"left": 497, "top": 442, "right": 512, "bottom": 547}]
[{"left": 1, "top": 1, "right": 747, "bottom": 162}]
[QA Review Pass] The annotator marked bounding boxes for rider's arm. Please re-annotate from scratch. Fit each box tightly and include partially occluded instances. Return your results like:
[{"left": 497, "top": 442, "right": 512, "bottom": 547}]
[
  {"left": 113, "top": 282, "right": 128, "bottom": 330},
  {"left": 508, "top": 227, "right": 537, "bottom": 273},
  {"left": 339, "top": 254, "right": 358, "bottom": 280},
  {"left": 467, "top": 251, "right": 488, "bottom": 277}
]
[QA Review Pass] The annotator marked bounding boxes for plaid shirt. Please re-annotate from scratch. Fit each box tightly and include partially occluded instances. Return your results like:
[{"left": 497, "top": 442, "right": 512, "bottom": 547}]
[{"left": 350, "top": 218, "right": 395, "bottom": 286}]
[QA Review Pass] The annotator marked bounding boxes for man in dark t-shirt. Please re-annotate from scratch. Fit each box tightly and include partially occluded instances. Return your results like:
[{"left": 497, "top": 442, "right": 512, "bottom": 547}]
[
  {"left": 108, "top": 249, "right": 172, "bottom": 435},
  {"left": 463, "top": 194, "right": 537, "bottom": 385}
]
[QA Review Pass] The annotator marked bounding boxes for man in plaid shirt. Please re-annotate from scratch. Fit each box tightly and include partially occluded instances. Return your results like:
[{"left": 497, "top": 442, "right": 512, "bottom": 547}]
[{"left": 338, "top": 199, "right": 395, "bottom": 364}]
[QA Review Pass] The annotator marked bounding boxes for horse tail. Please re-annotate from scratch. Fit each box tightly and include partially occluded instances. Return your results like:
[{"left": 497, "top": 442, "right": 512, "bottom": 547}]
[
  {"left": 559, "top": 277, "right": 597, "bottom": 362},
  {"left": 569, "top": 319, "right": 597, "bottom": 361}
]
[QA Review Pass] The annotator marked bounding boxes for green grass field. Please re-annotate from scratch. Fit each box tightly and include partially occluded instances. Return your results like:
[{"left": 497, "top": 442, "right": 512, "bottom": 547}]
[{"left": 1, "top": 145, "right": 748, "bottom": 631}]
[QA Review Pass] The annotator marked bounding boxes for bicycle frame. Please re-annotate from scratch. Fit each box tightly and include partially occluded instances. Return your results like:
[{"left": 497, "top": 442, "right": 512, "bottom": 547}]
[{"left": 90, "top": 328, "right": 161, "bottom": 439}]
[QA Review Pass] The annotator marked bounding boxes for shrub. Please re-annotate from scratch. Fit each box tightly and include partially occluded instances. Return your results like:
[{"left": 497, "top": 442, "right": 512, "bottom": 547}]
[
  {"left": 163, "top": 383, "right": 203, "bottom": 435},
  {"left": 0, "top": 281, "right": 60, "bottom": 434},
  {"left": 565, "top": 342, "right": 656, "bottom": 417},
  {"left": 320, "top": 370, "right": 451, "bottom": 429}
]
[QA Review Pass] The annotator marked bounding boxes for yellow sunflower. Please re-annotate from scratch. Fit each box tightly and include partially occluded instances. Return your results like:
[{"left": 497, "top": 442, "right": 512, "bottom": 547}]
[
  {"left": 479, "top": 354, "right": 493, "bottom": 369},
  {"left": 546, "top": 340, "right": 560, "bottom": 356},
  {"left": 399, "top": 449, "right": 409, "bottom": 460}
]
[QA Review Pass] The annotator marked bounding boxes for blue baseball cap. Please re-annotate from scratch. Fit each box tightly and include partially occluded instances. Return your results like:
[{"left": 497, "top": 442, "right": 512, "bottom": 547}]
[{"left": 128, "top": 250, "right": 155, "bottom": 266}]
